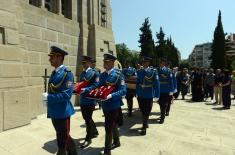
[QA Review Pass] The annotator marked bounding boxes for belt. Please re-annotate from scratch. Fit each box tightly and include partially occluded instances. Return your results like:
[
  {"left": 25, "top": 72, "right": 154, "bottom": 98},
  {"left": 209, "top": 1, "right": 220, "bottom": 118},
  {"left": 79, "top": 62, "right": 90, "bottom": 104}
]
[
  {"left": 140, "top": 84, "right": 153, "bottom": 88},
  {"left": 160, "top": 82, "right": 169, "bottom": 84}
]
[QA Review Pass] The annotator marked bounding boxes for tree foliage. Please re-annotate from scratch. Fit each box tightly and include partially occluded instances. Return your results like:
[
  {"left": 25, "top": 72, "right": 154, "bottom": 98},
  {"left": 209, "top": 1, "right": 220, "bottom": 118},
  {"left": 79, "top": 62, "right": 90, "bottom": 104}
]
[
  {"left": 138, "top": 17, "right": 156, "bottom": 66},
  {"left": 155, "top": 27, "right": 180, "bottom": 67},
  {"left": 116, "top": 43, "right": 139, "bottom": 67},
  {"left": 210, "top": 10, "right": 226, "bottom": 69}
]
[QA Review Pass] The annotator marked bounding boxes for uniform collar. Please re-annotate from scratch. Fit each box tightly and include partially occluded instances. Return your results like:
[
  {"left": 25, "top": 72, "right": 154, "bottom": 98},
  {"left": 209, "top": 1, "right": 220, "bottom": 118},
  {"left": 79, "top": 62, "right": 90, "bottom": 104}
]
[
  {"left": 144, "top": 67, "right": 149, "bottom": 72},
  {"left": 55, "top": 65, "right": 64, "bottom": 72},
  {"left": 107, "top": 67, "right": 115, "bottom": 75},
  {"left": 85, "top": 67, "right": 92, "bottom": 72}
]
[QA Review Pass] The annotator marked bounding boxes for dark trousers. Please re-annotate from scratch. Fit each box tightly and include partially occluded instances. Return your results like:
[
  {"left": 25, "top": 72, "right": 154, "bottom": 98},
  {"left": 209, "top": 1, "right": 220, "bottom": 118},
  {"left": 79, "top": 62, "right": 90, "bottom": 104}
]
[
  {"left": 81, "top": 104, "right": 97, "bottom": 141},
  {"left": 103, "top": 109, "right": 120, "bottom": 151},
  {"left": 204, "top": 85, "right": 214, "bottom": 100},
  {"left": 159, "top": 93, "right": 170, "bottom": 120},
  {"left": 52, "top": 117, "right": 71, "bottom": 150},
  {"left": 222, "top": 87, "right": 231, "bottom": 108},
  {"left": 137, "top": 97, "right": 153, "bottom": 128},
  {"left": 166, "top": 95, "right": 173, "bottom": 114},
  {"left": 125, "top": 89, "right": 135, "bottom": 114}
]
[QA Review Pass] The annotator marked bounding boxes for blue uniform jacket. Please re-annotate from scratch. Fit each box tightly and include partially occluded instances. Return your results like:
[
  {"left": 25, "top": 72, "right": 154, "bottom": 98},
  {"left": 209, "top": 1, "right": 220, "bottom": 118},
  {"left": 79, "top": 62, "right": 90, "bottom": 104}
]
[
  {"left": 79, "top": 68, "right": 100, "bottom": 106},
  {"left": 122, "top": 67, "right": 136, "bottom": 77},
  {"left": 158, "top": 66, "right": 174, "bottom": 93},
  {"left": 173, "top": 73, "right": 177, "bottom": 92},
  {"left": 136, "top": 67, "right": 160, "bottom": 99},
  {"left": 85, "top": 68, "right": 126, "bottom": 111},
  {"left": 47, "top": 66, "right": 75, "bottom": 119}
]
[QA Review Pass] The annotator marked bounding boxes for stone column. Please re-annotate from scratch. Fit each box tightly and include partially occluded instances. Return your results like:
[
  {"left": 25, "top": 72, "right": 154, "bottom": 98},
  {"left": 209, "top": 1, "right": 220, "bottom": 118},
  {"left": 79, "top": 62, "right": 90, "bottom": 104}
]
[
  {"left": 58, "top": 0, "right": 62, "bottom": 15},
  {"left": 41, "top": 0, "right": 45, "bottom": 9}
]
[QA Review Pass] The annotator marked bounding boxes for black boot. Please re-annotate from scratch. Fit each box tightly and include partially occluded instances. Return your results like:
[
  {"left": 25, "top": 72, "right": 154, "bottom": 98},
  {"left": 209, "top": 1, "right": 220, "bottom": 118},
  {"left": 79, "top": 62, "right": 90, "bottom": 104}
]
[
  {"left": 91, "top": 120, "right": 99, "bottom": 138},
  {"left": 104, "top": 133, "right": 112, "bottom": 154},
  {"left": 57, "top": 149, "right": 67, "bottom": 155},
  {"left": 67, "top": 137, "right": 78, "bottom": 155},
  {"left": 112, "top": 127, "right": 120, "bottom": 149},
  {"left": 140, "top": 116, "right": 148, "bottom": 135},
  {"left": 80, "top": 123, "right": 92, "bottom": 149},
  {"left": 100, "top": 149, "right": 111, "bottom": 155}
]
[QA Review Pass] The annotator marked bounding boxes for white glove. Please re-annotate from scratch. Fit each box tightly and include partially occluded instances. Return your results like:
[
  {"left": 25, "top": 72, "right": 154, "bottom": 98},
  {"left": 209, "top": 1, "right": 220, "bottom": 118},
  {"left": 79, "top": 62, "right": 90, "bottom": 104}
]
[
  {"left": 106, "top": 94, "right": 112, "bottom": 100},
  {"left": 153, "top": 98, "right": 159, "bottom": 102},
  {"left": 173, "top": 89, "right": 177, "bottom": 93},
  {"left": 169, "top": 92, "right": 173, "bottom": 96},
  {"left": 80, "top": 88, "right": 86, "bottom": 94},
  {"left": 42, "top": 92, "right": 48, "bottom": 106}
]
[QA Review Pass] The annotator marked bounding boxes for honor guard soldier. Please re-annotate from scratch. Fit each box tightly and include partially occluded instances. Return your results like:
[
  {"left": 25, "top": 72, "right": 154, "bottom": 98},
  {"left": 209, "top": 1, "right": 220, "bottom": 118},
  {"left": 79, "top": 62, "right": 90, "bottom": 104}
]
[
  {"left": 136, "top": 56, "right": 160, "bottom": 135},
  {"left": 122, "top": 61, "right": 136, "bottom": 117},
  {"left": 166, "top": 67, "right": 178, "bottom": 116},
  {"left": 79, "top": 56, "right": 100, "bottom": 148},
  {"left": 91, "top": 58, "right": 102, "bottom": 109},
  {"left": 82, "top": 53, "right": 126, "bottom": 155},
  {"left": 42, "top": 46, "right": 77, "bottom": 155},
  {"left": 91, "top": 58, "right": 101, "bottom": 74},
  {"left": 158, "top": 58, "right": 174, "bottom": 124}
]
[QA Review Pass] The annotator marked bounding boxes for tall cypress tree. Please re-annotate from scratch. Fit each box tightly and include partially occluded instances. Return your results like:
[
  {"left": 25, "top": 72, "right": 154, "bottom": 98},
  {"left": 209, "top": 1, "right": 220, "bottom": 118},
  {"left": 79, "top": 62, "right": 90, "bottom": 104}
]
[
  {"left": 138, "top": 17, "right": 156, "bottom": 65},
  {"left": 210, "top": 10, "right": 226, "bottom": 69},
  {"left": 156, "top": 27, "right": 166, "bottom": 58}
]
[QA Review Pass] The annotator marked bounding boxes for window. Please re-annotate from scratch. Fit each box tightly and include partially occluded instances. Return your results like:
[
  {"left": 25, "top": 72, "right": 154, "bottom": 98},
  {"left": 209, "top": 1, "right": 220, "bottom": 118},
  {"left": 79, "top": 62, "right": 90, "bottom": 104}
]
[
  {"left": 29, "top": 0, "right": 41, "bottom": 7},
  {"left": 45, "top": 0, "right": 55, "bottom": 13},
  {"left": 0, "top": 27, "right": 5, "bottom": 45},
  {"left": 62, "top": 0, "right": 72, "bottom": 19},
  {"left": 100, "top": 0, "right": 107, "bottom": 28}
]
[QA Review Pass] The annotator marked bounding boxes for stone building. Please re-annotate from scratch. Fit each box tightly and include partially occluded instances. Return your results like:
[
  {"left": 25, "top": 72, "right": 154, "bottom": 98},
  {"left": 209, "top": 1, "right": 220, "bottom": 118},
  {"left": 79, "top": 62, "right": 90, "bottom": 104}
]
[{"left": 0, "top": 0, "right": 116, "bottom": 132}]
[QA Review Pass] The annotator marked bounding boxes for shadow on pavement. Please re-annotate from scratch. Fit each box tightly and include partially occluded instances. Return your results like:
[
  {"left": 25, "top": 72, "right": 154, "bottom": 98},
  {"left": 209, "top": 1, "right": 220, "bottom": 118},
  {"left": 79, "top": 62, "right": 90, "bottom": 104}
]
[
  {"left": 212, "top": 107, "right": 226, "bottom": 110},
  {"left": 78, "top": 146, "right": 103, "bottom": 155},
  {"left": 42, "top": 139, "right": 57, "bottom": 154}
]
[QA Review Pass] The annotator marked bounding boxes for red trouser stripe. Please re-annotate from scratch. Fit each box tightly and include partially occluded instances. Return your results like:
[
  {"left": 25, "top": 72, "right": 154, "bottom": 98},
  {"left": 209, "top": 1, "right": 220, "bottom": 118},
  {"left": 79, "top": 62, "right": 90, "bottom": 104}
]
[{"left": 65, "top": 117, "right": 70, "bottom": 150}]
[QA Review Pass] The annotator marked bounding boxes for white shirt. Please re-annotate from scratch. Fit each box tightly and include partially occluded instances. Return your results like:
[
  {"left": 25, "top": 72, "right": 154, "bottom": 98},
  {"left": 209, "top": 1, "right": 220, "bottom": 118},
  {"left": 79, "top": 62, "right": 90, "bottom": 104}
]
[
  {"left": 55, "top": 65, "right": 64, "bottom": 72},
  {"left": 107, "top": 67, "right": 115, "bottom": 75},
  {"left": 85, "top": 67, "right": 92, "bottom": 72},
  {"left": 144, "top": 67, "right": 150, "bottom": 72}
]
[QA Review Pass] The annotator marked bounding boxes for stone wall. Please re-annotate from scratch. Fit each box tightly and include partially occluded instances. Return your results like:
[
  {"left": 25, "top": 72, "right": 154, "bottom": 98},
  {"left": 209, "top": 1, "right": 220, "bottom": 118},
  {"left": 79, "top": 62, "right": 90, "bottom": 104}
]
[
  {"left": 0, "top": 0, "right": 79, "bottom": 132},
  {"left": 0, "top": 0, "right": 116, "bottom": 132}
]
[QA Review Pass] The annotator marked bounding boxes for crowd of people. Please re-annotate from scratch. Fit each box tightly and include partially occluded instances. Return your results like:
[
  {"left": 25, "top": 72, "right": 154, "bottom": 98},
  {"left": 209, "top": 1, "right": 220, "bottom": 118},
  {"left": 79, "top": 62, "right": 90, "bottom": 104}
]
[
  {"left": 42, "top": 45, "right": 233, "bottom": 155},
  {"left": 174, "top": 67, "right": 232, "bottom": 109}
]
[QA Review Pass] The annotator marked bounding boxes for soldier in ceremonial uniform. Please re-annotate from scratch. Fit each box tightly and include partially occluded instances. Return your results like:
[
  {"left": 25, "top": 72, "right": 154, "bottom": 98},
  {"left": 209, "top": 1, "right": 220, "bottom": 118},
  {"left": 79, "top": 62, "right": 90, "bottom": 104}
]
[
  {"left": 79, "top": 56, "right": 100, "bottom": 148},
  {"left": 158, "top": 58, "right": 174, "bottom": 124},
  {"left": 42, "top": 46, "right": 77, "bottom": 155},
  {"left": 122, "top": 61, "right": 136, "bottom": 117},
  {"left": 166, "top": 67, "right": 177, "bottom": 116},
  {"left": 82, "top": 53, "right": 126, "bottom": 155},
  {"left": 91, "top": 58, "right": 102, "bottom": 109},
  {"left": 91, "top": 58, "right": 101, "bottom": 74},
  {"left": 136, "top": 56, "right": 160, "bottom": 135}
]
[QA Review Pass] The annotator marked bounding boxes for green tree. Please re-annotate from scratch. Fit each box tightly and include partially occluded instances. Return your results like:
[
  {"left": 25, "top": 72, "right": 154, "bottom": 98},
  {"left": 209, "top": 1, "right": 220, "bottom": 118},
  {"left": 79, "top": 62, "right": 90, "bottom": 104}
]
[
  {"left": 116, "top": 43, "right": 139, "bottom": 67},
  {"left": 155, "top": 27, "right": 180, "bottom": 67},
  {"left": 210, "top": 10, "right": 226, "bottom": 69},
  {"left": 138, "top": 17, "right": 156, "bottom": 65}
]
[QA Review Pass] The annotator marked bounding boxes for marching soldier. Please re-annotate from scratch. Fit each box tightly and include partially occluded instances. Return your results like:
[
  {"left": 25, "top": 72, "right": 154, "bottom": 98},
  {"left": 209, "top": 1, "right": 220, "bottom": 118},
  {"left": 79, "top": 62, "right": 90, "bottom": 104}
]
[
  {"left": 79, "top": 56, "right": 99, "bottom": 148},
  {"left": 91, "top": 58, "right": 102, "bottom": 109},
  {"left": 82, "top": 53, "right": 126, "bottom": 155},
  {"left": 158, "top": 58, "right": 174, "bottom": 124},
  {"left": 122, "top": 61, "right": 136, "bottom": 117},
  {"left": 166, "top": 67, "right": 177, "bottom": 116},
  {"left": 91, "top": 58, "right": 101, "bottom": 74},
  {"left": 136, "top": 56, "right": 160, "bottom": 135},
  {"left": 42, "top": 46, "right": 77, "bottom": 155}
]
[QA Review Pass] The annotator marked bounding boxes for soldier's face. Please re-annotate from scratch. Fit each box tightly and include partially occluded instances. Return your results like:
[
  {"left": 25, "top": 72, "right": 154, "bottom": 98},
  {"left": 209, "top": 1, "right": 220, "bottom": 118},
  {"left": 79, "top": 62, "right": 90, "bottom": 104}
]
[
  {"left": 82, "top": 61, "right": 90, "bottom": 69},
  {"left": 142, "top": 61, "right": 150, "bottom": 68},
  {"left": 103, "top": 60, "right": 113, "bottom": 70},
  {"left": 49, "top": 55, "right": 62, "bottom": 67}
]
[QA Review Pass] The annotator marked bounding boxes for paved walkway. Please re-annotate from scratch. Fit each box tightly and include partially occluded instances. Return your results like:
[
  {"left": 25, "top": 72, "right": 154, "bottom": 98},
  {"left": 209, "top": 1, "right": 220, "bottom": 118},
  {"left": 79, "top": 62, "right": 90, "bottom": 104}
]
[{"left": 0, "top": 96, "right": 235, "bottom": 155}]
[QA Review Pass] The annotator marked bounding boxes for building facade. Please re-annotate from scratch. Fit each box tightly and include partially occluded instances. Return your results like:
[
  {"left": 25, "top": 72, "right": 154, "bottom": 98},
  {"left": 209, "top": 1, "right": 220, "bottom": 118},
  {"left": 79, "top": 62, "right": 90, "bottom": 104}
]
[
  {"left": 188, "top": 43, "right": 212, "bottom": 68},
  {"left": 0, "top": 0, "right": 116, "bottom": 132}
]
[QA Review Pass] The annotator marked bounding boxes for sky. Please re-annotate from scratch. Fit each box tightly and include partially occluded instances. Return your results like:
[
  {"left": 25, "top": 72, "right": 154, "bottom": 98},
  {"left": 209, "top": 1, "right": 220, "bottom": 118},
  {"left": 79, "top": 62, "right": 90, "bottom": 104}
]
[{"left": 111, "top": 0, "right": 235, "bottom": 59}]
